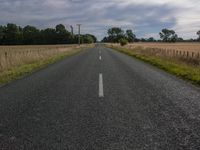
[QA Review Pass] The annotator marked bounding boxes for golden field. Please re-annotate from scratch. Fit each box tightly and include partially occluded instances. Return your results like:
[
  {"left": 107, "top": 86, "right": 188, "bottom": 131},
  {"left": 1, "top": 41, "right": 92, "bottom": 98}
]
[
  {"left": 107, "top": 43, "right": 200, "bottom": 85},
  {"left": 125, "top": 43, "right": 200, "bottom": 53},
  {"left": 108, "top": 43, "right": 200, "bottom": 64},
  {"left": 0, "top": 44, "right": 92, "bottom": 73}
]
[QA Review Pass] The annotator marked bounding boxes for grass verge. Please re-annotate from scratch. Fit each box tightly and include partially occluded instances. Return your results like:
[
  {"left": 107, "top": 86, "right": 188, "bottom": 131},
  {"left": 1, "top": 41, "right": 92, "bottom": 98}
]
[
  {"left": 108, "top": 46, "right": 200, "bottom": 86},
  {"left": 0, "top": 48, "right": 84, "bottom": 85}
]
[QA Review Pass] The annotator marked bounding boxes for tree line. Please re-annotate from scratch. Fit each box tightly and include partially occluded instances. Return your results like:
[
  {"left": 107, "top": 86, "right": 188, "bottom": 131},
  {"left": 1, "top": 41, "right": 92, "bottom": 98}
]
[
  {"left": 101, "top": 27, "right": 136, "bottom": 43},
  {"left": 0, "top": 23, "right": 97, "bottom": 45},
  {"left": 102, "top": 27, "right": 200, "bottom": 43}
]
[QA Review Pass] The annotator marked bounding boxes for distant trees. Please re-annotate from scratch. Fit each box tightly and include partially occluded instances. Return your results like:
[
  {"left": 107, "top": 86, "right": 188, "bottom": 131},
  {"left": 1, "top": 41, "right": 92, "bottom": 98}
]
[
  {"left": 2, "top": 23, "right": 22, "bottom": 45},
  {"left": 159, "top": 28, "right": 178, "bottom": 42},
  {"left": 102, "top": 27, "right": 136, "bottom": 44},
  {"left": 82, "top": 34, "right": 97, "bottom": 44},
  {"left": 107, "top": 27, "right": 125, "bottom": 43},
  {"left": 119, "top": 38, "right": 128, "bottom": 46},
  {"left": 147, "top": 37, "right": 156, "bottom": 42},
  {"left": 197, "top": 31, "right": 200, "bottom": 41},
  {"left": 102, "top": 27, "right": 200, "bottom": 43},
  {"left": 0, "top": 25, "right": 5, "bottom": 44},
  {"left": 126, "top": 29, "right": 136, "bottom": 42},
  {"left": 23, "top": 25, "right": 40, "bottom": 44},
  {"left": 55, "top": 24, "right": 72, "bottom": 44},
  {"left": 0, "top": 23, "right": 97, "bottom": 45}
]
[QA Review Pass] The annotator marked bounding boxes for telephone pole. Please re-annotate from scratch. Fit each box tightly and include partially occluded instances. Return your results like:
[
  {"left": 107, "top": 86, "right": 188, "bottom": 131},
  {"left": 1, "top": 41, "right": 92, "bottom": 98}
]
[
  {"left": 70, "top": 25, "right": 74, "bottom": 37},
  {"left": 77, "top": 24, "right": 81, "bottom": 45}
]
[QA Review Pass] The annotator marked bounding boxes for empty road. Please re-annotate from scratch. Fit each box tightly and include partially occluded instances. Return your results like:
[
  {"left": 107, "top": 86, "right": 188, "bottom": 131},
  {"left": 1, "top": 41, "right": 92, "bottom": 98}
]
[{"left": 0, "top": 45, "right": 200, "bottom": 150}]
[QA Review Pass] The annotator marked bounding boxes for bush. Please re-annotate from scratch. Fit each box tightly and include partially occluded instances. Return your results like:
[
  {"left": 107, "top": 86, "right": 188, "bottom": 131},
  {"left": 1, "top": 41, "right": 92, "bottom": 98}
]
[{"left": 119, "top": 38, "right": 128, "bottom": 46}]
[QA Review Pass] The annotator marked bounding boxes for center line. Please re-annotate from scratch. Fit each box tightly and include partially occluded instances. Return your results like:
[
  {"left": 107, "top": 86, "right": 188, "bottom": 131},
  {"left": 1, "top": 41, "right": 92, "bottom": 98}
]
[
  {"left": 99, "top": 56, "right": 102, "bottom": 60},
  {"left": 99, "top": 73, "right": 104, "bottom": 97}
]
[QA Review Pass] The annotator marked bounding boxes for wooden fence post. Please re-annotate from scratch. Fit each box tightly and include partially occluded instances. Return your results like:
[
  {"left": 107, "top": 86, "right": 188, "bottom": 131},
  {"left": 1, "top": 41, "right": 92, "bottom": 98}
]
[
  {"left": 5, "top": 52, "right": 8, "bottom": 59},
  {"left": 192, "top": 52, "right": 194, "bottom": 58},
  {"left": 176, "top": 50, "right": 178, "bottom": 56}
]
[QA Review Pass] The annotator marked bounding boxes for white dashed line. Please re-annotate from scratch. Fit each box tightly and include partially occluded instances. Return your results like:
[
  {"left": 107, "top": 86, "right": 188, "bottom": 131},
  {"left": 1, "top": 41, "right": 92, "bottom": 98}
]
[
  {"left": 99, "top": 73, "right": 104, "bottom": 97},
  {"left": 99, "top": 56, "right": 102, "bottom": 60}
]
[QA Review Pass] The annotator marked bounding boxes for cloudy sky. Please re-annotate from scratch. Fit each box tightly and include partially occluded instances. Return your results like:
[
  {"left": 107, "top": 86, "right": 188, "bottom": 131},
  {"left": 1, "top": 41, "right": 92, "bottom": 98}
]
[{"left": 0, "top": 0, "right": 200, "bottom": 40}]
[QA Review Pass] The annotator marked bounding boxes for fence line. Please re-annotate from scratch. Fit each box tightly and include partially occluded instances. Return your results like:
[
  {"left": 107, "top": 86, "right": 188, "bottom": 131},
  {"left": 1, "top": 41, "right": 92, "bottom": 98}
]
[{"left": 110, "top": 44, "right": 200, "bottom": 65}]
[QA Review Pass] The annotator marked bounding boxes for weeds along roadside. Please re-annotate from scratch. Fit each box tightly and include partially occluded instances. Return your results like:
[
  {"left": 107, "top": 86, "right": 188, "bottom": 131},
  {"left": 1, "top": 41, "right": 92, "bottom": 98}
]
[
  {"left": 0, "top": 44, "right": 93, "bottom": 84},
  {"left": 107, "top": 44, "right": 200, "bottom": 86}
]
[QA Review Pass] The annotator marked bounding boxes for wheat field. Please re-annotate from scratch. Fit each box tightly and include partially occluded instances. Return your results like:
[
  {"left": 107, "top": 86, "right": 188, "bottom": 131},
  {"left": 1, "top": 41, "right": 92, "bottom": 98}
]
[
  {"left": 125, "top": 43, "right": 200, "bottom": 52},
  {"left": 0, "top": 44, "right": 92, "bottom": 73},
  {"left": 108, "top": 43, "right": 200, "bottom": 65}
]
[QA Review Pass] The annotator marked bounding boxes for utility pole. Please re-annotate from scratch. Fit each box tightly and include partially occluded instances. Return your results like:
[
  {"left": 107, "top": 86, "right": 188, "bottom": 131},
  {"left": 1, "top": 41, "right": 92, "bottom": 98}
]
[
  {"left": 77, "top": 24, "right": 81, "bottom": 45},
  {"left": 70, "top": 25, "right": 74, "bottom": 37}
]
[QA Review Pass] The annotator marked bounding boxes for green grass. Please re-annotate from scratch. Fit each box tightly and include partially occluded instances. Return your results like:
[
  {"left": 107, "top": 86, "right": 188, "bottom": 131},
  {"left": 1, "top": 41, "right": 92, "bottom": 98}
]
[
  {"left": 0, "top": 48, "right": 83, "bottom": 84},
  {"left": 109, "top": 46, "right": 200, "bottom": 86}
]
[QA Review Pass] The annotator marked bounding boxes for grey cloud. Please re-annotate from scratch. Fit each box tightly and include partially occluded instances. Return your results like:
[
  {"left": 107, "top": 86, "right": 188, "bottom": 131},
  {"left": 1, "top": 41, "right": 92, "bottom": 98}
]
[{"left": 0, "top": 0, "right": 195, "bottom": 39}]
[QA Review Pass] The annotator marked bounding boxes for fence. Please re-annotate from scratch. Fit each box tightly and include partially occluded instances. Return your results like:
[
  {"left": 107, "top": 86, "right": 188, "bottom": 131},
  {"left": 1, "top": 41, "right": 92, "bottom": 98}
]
[
  {"left": 109, "top": 44, "right": 200, "bottom": 65},
  {"left": 140, "top": 48, "right": 200, "bottom": 59},
  {"left": 0, "top": 44, "right": 85, "bottom": 72}
]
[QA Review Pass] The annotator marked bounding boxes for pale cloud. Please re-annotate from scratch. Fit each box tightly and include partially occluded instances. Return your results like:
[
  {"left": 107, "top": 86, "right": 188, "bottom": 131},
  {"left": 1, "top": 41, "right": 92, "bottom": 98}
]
[{"left": 0, "top": 0, "right": 199, "bottom": 40}]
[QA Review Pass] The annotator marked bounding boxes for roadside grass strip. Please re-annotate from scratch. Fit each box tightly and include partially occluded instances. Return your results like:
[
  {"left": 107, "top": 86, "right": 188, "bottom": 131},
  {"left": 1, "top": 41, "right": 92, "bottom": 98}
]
[{"left": 109, "top": 46, "right": 200, "bottom": 86}]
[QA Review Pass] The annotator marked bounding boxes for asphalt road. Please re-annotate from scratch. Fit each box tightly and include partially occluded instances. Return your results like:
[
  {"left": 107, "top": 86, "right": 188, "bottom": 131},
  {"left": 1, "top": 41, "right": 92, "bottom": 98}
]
[{"left": 0, "top": 45, "right": 200, "bottom": 150}]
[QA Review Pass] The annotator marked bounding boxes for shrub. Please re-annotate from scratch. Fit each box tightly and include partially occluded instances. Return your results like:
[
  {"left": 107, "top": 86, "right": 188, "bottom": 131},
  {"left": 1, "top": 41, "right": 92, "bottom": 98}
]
[{"left": 119, "top": 38, "right": 128, "bottom": 46}]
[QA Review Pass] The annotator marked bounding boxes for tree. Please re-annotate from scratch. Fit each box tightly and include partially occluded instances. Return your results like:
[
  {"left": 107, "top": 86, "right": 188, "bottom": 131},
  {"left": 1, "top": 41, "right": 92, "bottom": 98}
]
[
  {"left": 0, "top": 25, "right": 5, "bottom": 45},
  {"left": 126, "top": 29, "right": 136, "bottom": 42},
  {"left": 119, "top": 38, "right": 128, "bottom": 46},
  {"left": 3, "top": 23, "right": 22, "bottom": 45},
  {"left": 0, "top": 23, "right": 97, "bottom": 45},
  {"left": 159, "top": 28, "right": 178, "bottom": 42},
  {"left": 107, "top": 27, "right": 124, "bottom": 43},
  {"left": 82, "top": 34, "right": 94, "bottom": 43},
  {"left": 41, "top": 28, "right": 57, "bottom": 44},
  {"left": 55, "top": 24, "right": 71, "bottom": 44},
  {"left": 56, "top": 24, "right": 66, "bottom": 34},
  {"left": 23, "top": 25, "right": 40, "bottom": 44},
  {"left": 177, "top": 37, "right": 184, "bottom": 42},
  {"left": 147, "top": 37, "right": 156, "bottom": 42},
  {"left": 102, "top": 37, "right": 108, "bottom": 43},
  {"left": 85, "top": 34, "right": 97, "bottom": 43},
  {"left": 197, "top": 31, "right": 200, "bottom": 41},
  {"left": 101, "top": 27, "right": 130, "bottom": 43}
]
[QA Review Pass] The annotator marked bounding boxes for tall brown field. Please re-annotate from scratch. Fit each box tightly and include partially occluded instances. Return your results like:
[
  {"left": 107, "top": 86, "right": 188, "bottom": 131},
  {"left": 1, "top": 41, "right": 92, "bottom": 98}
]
[
  {"left": 109, "top": 43, "right": 200, "bottom": 65},
  {"left": 0, "top": 44, "right": 91, "bottom": 72}
]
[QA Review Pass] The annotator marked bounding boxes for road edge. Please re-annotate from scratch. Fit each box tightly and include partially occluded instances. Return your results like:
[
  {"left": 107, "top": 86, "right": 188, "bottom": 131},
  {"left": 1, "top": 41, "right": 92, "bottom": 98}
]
[
  {"left": 0, "top": 48, "right": 88, "bottom": 88},
  {"left": 107, "top": 45, "right": 200, "bottom": 87}
]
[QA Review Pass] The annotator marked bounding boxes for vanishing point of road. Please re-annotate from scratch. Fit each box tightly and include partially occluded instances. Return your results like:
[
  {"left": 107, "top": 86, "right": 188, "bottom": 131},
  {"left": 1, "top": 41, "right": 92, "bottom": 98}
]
[{"left": 0, "top": 45, "right": 200, "bottom": 149}]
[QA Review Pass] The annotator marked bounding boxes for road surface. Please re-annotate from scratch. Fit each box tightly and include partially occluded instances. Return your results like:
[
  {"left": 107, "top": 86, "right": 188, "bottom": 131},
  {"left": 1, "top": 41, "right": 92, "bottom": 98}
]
[{"left": 0, "top": 45, "right": 200, "bottom": 150}]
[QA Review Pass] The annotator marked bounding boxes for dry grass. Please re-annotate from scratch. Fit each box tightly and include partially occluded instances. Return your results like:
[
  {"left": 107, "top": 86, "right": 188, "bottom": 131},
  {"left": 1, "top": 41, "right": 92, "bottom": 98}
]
[
  {"left": 108, "top": 43, "right": 200, "bottom": 65},
  {"left": 0, "top": 44, "right": 92, "bottom": 73},
  {"left": 124, "top": 42, "right": 200, "bottom": 52},
  {"left": 107, "top": 44, "right": 200, "bottom": 85}
]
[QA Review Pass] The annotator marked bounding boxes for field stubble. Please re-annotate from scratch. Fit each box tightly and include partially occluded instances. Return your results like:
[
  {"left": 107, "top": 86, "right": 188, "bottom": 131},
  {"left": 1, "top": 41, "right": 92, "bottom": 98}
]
[
  {"left": 0, "top": 44, "right": 91, "bottom": 72},
  {"left": 0, "top": 44, "right": 93, "bottom": 84},
  {"left": 109, "top": 43, "right": 200, "bottom": 66},
  {"left": 107, "top": 43, "right": 200, "bottom": 85}
]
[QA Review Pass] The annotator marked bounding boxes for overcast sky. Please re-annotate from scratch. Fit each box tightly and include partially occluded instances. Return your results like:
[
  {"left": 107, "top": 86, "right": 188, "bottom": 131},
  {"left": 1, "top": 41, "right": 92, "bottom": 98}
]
[{"left": 0, "top": 0, "right": 200, "bottom": 40}]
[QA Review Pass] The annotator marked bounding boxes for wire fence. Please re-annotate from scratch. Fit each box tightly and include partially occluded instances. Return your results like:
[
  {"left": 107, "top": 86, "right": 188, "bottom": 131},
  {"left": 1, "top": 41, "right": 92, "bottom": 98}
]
[
  {"left": 109, "top": 43, "right": 200, "bottom": 65},
  {"left": 0, "top": 44, "right": 91, "bottom": 72}
]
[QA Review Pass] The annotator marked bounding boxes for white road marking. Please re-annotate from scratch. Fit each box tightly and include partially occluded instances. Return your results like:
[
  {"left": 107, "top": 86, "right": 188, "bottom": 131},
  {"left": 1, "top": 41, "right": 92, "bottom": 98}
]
[
  {"left": 99, "top": 56, "right": 102, "bottom": 60},
  {"left": 99, "top": 73, "right": 104, "bottom": 97}
]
